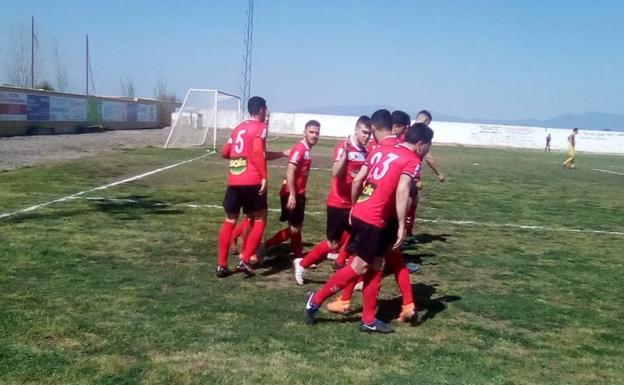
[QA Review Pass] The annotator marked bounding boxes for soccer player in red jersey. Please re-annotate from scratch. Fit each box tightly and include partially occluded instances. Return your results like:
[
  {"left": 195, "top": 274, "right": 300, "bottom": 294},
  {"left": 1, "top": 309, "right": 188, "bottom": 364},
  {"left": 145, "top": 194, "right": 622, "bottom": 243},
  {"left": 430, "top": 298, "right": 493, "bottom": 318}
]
[
  {"left": 216, "top": 96, "right": 288, "bottom": 278},
  {"left": 305, "top": 112, "right": 434, "bottom": 333},
  {"left": 293, "top": 116, "right": 372, "bottom": 285},
  {"left": 327, "top": 110, "right": 418, "bottom": 322},
  {"left": 263, "top": 120, "right": 320, "bottom": 258},
  {"left": 404, "top": 110, "right": 445, "bottom": 244}
]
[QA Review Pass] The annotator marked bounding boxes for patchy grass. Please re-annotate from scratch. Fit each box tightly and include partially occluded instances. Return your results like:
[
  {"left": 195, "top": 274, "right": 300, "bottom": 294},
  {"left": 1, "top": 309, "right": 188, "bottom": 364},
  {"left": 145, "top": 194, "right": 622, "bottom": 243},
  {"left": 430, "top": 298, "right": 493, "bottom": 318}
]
[{"left": 1, "top": 138, "right": 623, "bottom": 384}]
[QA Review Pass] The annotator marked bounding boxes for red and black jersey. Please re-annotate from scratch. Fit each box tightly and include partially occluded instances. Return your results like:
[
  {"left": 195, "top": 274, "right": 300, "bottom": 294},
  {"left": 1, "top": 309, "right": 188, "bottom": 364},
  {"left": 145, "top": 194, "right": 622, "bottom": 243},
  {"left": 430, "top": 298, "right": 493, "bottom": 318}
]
[
  {"left": 351, "top": 143, "right": 422, "bottom": 228},
  {"left": 222, "top": 119, "right": 268, "bottom": 186},
  {"left": 281, "top": 140, "right": 312, "bottom": 195},
  {"left": 326, "top": 137, "right": 368, "bottom": 209}
]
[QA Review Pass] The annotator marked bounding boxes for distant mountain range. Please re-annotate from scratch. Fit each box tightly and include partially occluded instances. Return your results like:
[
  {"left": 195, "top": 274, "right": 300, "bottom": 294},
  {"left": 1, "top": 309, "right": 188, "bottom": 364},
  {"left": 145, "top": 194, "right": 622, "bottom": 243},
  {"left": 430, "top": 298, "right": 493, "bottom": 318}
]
[{"left": 292, "top": 106, "right": 624, "bottom": 132}]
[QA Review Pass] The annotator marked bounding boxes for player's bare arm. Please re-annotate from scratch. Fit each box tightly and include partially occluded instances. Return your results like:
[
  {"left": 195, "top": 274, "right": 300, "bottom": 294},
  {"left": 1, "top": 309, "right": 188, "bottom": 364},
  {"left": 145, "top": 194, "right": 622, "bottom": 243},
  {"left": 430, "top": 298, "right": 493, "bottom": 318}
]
[
  {"left": 331, "top": 138, "right": 350, "bottom": 177},
  {"left": 266, "top": 150, "right": 289, "bottom": 160},
  {"left": 350, "top": 164, "right": 368, "bottom": 205},
  {"left": 394, "top": 174, "right": 412, "bottom": 249},
  {"left": 286, "top": 162, "right": 297, "bottom": 209},
  {"left": 425, "top": 153, "right": 445, "bottom": 182}
]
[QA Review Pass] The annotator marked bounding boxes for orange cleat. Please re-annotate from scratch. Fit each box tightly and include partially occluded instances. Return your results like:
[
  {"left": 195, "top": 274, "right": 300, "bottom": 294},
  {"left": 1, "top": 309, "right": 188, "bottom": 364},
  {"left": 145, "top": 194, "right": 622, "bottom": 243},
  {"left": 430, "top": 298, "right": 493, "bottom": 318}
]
[
  {"left": 397, "top": 303, "right": 417, "bottom": 323},
  {"left": 326, "top": 299, "right": 351, "bottom": 314}
]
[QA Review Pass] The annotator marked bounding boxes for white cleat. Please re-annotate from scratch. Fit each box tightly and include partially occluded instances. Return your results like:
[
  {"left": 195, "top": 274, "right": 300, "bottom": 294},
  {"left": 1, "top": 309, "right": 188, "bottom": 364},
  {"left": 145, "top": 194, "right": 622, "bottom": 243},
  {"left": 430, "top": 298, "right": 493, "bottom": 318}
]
[
  {"left": 293, "top": 258, "right": 306, "bottom": 285},
  {"left": 354, "top": 281, "right": 363, "bottom": 291}
]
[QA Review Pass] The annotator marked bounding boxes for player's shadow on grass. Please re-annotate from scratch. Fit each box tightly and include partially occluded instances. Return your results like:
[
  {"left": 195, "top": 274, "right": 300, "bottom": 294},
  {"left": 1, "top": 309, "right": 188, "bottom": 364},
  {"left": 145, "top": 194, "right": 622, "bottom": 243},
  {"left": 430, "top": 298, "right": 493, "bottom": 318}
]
[
  {"left": 377, "top": 283, "right": 461, "bottom": 324},
  {"left": 89, "top": 195, "right": 184, "bottom": 219},
  {"left": 415, "top": 233, "right": 452, "bottom": 244},
  {"left": 258, "top": 244, "right": 312, "bottom": 276}
]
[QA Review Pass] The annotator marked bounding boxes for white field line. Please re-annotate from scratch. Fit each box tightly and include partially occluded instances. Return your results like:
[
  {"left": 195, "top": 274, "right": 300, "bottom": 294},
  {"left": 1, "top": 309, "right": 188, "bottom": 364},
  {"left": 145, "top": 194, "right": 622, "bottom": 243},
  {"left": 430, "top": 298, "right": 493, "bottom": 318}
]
[
  {"left": 66, "top": 196, "right": 624, "bottom": 236},
  {"left": 204, "top": 160, "right": 332, "bottom": 172},
  {"left": 0, "top": 152, "right": 215, "bottom": 221},
  {"left": 592, "top": 168, "right": 624, "bottom": 176}
]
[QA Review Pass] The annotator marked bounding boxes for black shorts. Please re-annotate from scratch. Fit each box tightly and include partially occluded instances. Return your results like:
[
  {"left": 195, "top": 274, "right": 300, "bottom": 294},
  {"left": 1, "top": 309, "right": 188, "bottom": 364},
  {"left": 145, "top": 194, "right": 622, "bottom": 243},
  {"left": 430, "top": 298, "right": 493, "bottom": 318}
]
[
  {"left": 409, "top": 180, "right": 419, "bottom": 200},
  {"left": 279, "top": 194, "right": 306, "bottom": 226},
  {"left": 326, "top": 206, "right": 351, "bottom": 242},
  {"left": 347, "top": 217, "right": 398, "bottom": 263},
  {"left": 223, "top": 185, "right": 268, "bottom": 215}
]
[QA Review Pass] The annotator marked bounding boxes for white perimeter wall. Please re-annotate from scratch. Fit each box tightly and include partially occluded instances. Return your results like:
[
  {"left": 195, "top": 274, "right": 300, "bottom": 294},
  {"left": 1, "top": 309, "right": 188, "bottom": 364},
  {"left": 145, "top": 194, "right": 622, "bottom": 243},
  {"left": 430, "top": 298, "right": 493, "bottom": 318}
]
[{"left": 268, "top": 112, "right": 624, "bottom": 154}]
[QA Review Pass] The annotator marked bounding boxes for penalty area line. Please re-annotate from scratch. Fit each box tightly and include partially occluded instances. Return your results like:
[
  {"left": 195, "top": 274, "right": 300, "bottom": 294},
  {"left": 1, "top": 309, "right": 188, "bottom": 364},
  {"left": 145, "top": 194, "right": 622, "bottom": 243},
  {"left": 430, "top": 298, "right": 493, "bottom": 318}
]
[{"left": 0, "top": 151, "right": 215, "bottom": 221}]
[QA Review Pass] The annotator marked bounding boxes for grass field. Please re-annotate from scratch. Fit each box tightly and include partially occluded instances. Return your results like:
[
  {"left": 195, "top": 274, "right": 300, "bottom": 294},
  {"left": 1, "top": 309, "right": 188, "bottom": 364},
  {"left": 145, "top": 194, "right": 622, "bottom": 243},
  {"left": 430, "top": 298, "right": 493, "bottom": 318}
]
[{"left": 1, "top": 137, "right": 623, "bottom": 385}]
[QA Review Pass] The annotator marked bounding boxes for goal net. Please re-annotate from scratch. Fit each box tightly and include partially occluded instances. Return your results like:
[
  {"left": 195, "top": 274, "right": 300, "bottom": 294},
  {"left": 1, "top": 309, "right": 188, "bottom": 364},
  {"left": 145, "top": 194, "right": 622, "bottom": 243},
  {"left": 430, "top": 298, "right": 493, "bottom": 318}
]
[{"left": 164, "top": 89, "right": 242, "bottom": 149}]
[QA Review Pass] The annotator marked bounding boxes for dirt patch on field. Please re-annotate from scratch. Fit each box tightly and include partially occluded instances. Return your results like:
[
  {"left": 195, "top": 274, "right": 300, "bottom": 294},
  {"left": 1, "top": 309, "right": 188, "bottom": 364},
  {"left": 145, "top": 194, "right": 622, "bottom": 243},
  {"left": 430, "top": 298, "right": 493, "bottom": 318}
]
[{"left": 0, "top": 128, "right": 171, "bottom": 171}]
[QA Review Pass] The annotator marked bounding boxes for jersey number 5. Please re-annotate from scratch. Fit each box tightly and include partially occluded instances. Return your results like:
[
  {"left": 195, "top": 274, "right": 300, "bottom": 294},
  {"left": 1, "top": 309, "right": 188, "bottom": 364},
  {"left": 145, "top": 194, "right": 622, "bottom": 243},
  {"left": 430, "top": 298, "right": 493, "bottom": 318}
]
[{"left": 234, "top": 129, "right": 247, "bottom": 153}]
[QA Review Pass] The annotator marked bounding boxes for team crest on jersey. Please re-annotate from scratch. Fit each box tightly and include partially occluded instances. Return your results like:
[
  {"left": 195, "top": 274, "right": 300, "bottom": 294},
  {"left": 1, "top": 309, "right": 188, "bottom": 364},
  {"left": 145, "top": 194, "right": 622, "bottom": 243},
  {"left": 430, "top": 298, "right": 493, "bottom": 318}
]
[
  {"left": 229, "top": 157, "right": 247, "bottom": 175},
  {"left": 357, "top": 183, "right": 376, "bottom": 203}
]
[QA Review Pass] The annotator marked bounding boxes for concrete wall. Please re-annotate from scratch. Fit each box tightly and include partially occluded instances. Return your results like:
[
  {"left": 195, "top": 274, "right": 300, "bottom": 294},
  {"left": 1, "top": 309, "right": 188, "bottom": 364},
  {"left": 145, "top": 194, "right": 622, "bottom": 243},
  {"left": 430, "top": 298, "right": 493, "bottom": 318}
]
[
  {"left": 0, "top": 86, "right": 180, "bottom": 137},
  {"left": 268, "top": 112, "right": 624, "bottom": 155}
]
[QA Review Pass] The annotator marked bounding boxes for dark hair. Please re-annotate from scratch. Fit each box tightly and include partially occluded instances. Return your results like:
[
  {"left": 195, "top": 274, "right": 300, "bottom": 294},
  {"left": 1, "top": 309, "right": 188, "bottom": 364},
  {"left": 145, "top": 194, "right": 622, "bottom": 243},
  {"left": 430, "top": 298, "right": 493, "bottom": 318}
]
[
  {"left": 391, "top": 110, "right": 411, "bottom": 127},
  {"left": 417, "top": 109, "right": 433, "bottom": 121},
  {"left": 573, "top": 128, "right": 579, "bottom": 132},
  {"left": 356, "top": 115, "right": 371, "bottom": 127},
  {"left": 305, "top": 119, "right": 321, "bottom": 129},
  {"left": 405, "top": 123, "right": 434, "bottom": 144},
  {"left": 247, "top": 96, "right": 267, "bottom": 115},
  {"left": 371, "top": 109, "right": 392, "bottom": 131}
]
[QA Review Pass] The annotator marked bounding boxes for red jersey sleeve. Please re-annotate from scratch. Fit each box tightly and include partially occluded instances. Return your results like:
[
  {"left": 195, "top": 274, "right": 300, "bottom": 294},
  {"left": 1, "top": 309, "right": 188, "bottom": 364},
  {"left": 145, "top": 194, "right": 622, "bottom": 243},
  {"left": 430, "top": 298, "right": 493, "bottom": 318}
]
[
  {"left": 289, "top": 146, "right": 303, "bottom": 165},
  {"left": 250, "top": 136, "right": 267, "bottom": 179},
  {"left": 220, "top": 137, "right": 232, "bottom": 159},
  {"left": 401, "top": 157, "right": 422, "bottom": 180},
  {"left": 332, "top": 141, "right": 347, "bottom": 162}
]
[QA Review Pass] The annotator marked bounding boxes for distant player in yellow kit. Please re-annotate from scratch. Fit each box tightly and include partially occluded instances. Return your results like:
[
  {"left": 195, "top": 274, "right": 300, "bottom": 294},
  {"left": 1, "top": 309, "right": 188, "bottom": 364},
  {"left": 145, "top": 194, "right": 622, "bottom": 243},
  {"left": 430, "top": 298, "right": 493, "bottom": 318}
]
[{"left": 563, "top": 128, "right": 578, "bottom": 169}]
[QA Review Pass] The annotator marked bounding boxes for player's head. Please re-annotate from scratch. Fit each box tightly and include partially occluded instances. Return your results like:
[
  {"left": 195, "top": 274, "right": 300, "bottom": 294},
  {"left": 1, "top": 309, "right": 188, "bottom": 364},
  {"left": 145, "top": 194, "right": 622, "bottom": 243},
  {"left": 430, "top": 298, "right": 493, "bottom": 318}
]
[
  {"left": 405, "top": 123, "right": 434, "bottom": 157},
  {"left": 354, "top": 115, "right": 372, "bottom": 146},
  {"left": 415, "top": 110, "right": 432, "bottom": 125},
  {"left": 371, "top": 109, "right": 392, "bottom": 142},
  {"left": 391, "top": 110, "right": 411, "bottom": 137},
  {"left": 303, "top": 120, "right": 321, "bottom": 147},
  {"left": 573, "top": 128, "right": 579, "bottom": 133},
  {"left": 248, "top": 96, "right": 268, "bottom": 121}
]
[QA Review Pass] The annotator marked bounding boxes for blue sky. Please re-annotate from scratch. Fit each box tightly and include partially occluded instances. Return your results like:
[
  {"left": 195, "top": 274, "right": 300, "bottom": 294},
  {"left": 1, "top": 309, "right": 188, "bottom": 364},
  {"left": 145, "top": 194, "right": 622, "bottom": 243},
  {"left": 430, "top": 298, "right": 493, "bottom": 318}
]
[{"left": 1, "top": 0, "right": 623, "bottom": 120}]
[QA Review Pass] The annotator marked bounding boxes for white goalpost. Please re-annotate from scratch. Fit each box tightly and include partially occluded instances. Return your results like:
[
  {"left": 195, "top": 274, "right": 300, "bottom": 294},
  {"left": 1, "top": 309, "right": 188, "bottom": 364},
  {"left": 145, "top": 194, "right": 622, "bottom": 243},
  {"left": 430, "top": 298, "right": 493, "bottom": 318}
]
[{"left": 164, "top": 89, "right": 242, "bottom": 149}]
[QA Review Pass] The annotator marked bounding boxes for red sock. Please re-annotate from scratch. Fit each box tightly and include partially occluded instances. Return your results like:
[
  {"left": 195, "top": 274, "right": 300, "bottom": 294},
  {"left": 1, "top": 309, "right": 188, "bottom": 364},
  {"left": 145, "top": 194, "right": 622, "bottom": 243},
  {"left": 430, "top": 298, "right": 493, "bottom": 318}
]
[
  {"left": 361, "top": 269, "right": 384, "bottom": 324},
  {"left": 300, "top": 240, "right": 333, "bottom": 268},
  {"left": 312, "top": 265, "right": 360, "bottom": 306},
  {"left": 406, "top": 202, "right": 417, "bottom": 236},
  {"left": 340, "top": 275, "right": 363, "bottom": 301},
  {"left": 335, "top": 232, "right": 351, "bottom": 266},
  {"left": 241, "top": 220, "right": 266, "bottom": 263},
  {"left": 231, "top": 217, "right": 251, "bottom": 243},
  {"left": 241, "top": 224, "right": 251, "bottom": 252},
  {"left": 291, "top": 231, "right": 303, "bottom": 258},
  {"left": 387, "top": 249, "right": 413, "bottom": 306},
  {"left": 218, "top": 220, "right": 236, "bottom": 268},
  {"left": 266, "top": 228, "right": 291, "bottom": 248}
]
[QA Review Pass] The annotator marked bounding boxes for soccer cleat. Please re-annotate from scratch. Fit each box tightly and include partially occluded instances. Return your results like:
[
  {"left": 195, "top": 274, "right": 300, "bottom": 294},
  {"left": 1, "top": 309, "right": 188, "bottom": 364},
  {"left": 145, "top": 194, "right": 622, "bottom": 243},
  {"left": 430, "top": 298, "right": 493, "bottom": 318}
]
[
  {"left": 215, "top": 265, "right": 230, "bottom": 278},
  {"left": 359, "top": 319, "right": 395, "bottom": 334},
  {"left": 305, "top": 291, "right": 320, "bottom": 325},
  {"left": 293, "top": 258, "right": 306, "bottom": 285},
  {"left": 237, "top": 260, "right": 255, "bottom": 276},
  {"left": 397, "top": 303, "right": 417, "bottom": 323},
  {"left": 326, "top": 299, "right": 351, "bottom": 314},
  {"left": 354, "top": 281, "right": 363, "bottom": 291}
]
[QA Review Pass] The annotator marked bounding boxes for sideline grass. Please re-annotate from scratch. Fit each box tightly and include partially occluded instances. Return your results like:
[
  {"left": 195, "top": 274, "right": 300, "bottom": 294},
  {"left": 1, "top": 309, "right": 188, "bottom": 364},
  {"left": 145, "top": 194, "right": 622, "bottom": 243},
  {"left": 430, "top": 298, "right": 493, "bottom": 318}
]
[{"left": 1, "top": 139, "right": 623, "bottom": 384}]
